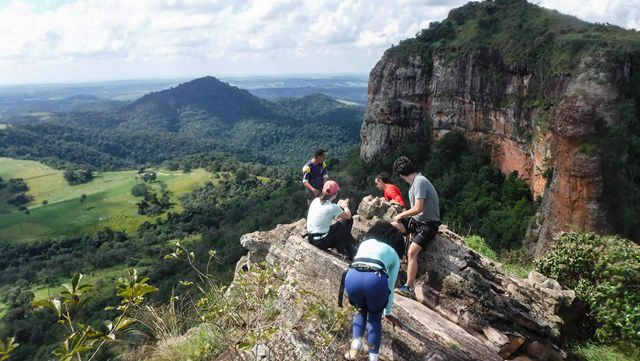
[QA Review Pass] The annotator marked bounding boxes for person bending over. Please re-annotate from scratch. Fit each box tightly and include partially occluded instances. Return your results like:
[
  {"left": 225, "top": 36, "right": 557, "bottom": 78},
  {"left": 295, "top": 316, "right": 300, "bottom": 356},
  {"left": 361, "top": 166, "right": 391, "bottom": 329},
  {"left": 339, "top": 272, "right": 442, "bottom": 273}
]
[
  {"left": 374, "top": 172, "right": 405, "bottom": 207},
  {"left": 344, "top": 221, "right": 404, "bottom": 361},
  {"left": 391, "top": 156, "right": 441, "bottom": 299},
  {"left": 306, "top": 180, "right": 356, "bottom": 260}
]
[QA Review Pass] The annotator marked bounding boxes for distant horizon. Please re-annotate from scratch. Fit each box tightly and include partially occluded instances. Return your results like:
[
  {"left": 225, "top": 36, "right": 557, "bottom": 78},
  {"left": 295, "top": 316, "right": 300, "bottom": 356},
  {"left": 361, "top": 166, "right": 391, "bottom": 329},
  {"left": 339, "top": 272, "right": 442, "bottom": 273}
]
[
  {"left": 0, "top": 72, "right": 370, "bottom": 88},
  {"left": 1, "top": 0, "right": 637, "bottom": 86}
]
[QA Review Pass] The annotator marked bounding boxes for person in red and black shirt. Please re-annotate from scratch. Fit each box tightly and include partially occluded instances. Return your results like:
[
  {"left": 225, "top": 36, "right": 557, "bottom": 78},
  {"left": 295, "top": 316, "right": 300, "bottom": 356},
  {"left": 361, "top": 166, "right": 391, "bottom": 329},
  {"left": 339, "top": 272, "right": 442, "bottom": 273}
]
[
  {"left": 302, "top": 149, "right": 329, "bottom": 198},
  {"left": 375, "top": 172, "right": 405, "bottom": 208}
]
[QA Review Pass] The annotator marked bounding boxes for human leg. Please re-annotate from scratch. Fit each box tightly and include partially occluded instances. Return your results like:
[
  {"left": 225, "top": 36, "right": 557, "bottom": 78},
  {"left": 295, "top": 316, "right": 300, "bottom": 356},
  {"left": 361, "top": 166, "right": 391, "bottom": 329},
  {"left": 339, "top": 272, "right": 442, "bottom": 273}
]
[
  {"left": 366, "top": 309, "right": 384, "bottom": 354},
  {"left": 345, "top": 269, "right": 389, "bottom": 358},
  {"left": 344, "top": 269, "right": 369, "bottom": 359},
  {"left": 405, "top": 242, "right": 423, "bottom": 288},
  {"left": 327, "top": 218, "right": 356, "bottom": 259},
  {"left": 392, "top": 217, "right": 410, "bottom": 234},
  {"left": 398, "top": 222, "right": 439, "bottom": 296}
]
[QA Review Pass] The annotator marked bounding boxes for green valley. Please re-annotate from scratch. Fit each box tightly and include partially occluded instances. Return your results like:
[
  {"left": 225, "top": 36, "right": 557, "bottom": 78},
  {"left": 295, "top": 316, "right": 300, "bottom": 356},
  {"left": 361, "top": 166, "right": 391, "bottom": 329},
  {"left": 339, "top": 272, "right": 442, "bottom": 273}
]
[{"left": 0, "top": 158, "right": 213, "bottom": 242}]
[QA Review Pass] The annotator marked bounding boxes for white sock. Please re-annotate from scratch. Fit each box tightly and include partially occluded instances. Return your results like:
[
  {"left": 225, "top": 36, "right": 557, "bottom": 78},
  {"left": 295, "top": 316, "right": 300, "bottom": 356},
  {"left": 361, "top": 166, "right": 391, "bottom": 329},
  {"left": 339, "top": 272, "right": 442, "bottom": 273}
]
[
  {"left": 351, "top": 337, "right": 363, "bottom": 350},
  {"left": 369, "top": 353, "right": 379, "bottom": 361}
]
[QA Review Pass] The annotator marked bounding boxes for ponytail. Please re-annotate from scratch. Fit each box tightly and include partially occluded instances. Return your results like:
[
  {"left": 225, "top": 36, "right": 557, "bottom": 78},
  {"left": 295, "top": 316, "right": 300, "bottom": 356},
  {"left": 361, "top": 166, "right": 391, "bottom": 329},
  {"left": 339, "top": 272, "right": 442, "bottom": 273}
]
[{"left": 319, "top": 192, "right": 332, "bottom": 204}]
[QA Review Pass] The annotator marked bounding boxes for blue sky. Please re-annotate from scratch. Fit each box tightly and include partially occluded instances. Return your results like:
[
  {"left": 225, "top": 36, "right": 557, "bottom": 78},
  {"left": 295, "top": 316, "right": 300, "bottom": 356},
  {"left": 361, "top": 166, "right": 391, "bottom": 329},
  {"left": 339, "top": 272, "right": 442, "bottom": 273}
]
[{"left": 0, "top": 0, "right": 638, "bottom": 85}]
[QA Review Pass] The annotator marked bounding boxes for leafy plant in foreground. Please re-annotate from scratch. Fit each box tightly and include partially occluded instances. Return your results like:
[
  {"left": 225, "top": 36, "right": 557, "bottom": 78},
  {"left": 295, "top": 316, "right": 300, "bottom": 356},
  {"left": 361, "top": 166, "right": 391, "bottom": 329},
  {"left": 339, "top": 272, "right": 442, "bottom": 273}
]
[
  {"left": 0, "top": 337, "right": 19, "bottom": 360},
  {"left": 32, "top": 271, "right": 157, "bottom": 361}
]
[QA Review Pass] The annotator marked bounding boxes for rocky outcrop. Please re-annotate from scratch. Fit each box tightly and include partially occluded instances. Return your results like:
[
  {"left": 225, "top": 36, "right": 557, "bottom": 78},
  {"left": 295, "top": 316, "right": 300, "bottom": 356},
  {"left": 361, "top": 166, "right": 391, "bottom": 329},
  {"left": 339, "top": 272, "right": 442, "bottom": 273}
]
[
  {"left": 230, "top": 197, "right": 582, "bottom": 360},
  {"left": 360, "top": 44, "right": 621, "bottom": 255}
]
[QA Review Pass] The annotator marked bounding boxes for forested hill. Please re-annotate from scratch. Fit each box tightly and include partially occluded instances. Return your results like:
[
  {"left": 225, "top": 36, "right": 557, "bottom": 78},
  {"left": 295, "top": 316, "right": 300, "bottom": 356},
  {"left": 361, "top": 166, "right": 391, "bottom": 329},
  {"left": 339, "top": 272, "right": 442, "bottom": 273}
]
[
  {"left": 0, "top": 77, "right": 364, "bottom": 168},
  {"left": 119, "top": 76, "right": 279, "bottom": 132}
]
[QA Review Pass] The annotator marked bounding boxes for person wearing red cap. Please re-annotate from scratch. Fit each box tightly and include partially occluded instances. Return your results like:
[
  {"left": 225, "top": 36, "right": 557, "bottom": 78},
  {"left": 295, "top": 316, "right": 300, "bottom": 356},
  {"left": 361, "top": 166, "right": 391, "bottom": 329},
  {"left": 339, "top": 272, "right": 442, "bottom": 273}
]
[{"left": 306, "top": 180, "right": 357, "bottom": 260}]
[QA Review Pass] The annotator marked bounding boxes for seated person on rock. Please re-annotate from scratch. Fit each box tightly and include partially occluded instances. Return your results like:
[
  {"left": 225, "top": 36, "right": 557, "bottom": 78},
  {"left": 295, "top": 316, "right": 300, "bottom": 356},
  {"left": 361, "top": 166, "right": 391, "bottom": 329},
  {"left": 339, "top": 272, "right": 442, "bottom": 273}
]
[
  {"left": 391, "top": 156, "right": 441, "bottom": 299},
  {"left": 374, "top": 172, "right": 406, "bottom": 207},
  {"left": 343, "top": 221, "right": 404, "bottom": 361},
  {"left": 306, "top": 180, "right": 357, "bottom": 260}
]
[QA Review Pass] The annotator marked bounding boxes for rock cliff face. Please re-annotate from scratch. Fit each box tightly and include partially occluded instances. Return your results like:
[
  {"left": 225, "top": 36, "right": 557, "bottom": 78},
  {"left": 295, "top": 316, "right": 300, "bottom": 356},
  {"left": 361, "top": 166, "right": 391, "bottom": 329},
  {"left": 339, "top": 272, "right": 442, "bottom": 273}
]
[
  {"left": 229, "top": 197, "right": 582, "bottom": 360},
  {"left": 360, "top": 45, "right": 621, "bottom": 255}
]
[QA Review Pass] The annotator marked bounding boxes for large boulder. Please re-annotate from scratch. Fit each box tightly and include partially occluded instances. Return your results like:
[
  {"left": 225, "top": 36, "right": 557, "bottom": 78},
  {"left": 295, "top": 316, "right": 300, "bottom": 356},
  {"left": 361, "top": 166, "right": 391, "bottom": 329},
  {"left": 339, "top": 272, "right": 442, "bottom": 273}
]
[{"left": 228, "top": 197, "right": 582, "bottom": 360}]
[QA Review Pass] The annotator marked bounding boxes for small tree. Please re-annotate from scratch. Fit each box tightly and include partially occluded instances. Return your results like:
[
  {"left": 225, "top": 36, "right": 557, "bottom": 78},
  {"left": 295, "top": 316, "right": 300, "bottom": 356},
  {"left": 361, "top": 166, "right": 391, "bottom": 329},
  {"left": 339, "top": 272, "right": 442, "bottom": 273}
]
[
  {"left": 166, "top": 161, "right": 179, "bottom": 171},
  {"left": 142, "top": 172, "right": 157, "bottom": 183},
  {"left": 42, "top": 200, "right": 48, "bottom": 206},
  {"left": 130, "top": 183, "right": 150, "bottom": 197},
  {"left": 33, "top": 271, "right": 157, "bottom": 361},
  {"left": 80, "top": 194, "right": 87, "bottom": 209}
]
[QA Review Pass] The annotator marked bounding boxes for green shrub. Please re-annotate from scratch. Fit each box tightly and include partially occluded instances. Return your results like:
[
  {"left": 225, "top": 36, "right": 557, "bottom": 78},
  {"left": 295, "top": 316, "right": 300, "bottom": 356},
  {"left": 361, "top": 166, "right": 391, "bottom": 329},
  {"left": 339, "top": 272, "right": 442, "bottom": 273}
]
[
  {"left": 536, "top": 232, "right": 640, "bottom": 345},
  {"left": 464, "top": 235, "right": 498, "bottom": 260}
]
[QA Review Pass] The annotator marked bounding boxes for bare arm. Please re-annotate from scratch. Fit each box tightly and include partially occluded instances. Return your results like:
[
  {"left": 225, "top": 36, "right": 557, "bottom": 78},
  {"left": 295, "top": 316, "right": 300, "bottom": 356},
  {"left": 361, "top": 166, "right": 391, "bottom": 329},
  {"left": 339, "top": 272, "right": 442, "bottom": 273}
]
[
  {"left": 394, "top": 198, "right": 424, "bottom": 221},
  {"left": 303, "top": 181, "right": 320, "bottom": 196},
  {"left": 337, "top": 199, "right": 352, "bottom": 220}
]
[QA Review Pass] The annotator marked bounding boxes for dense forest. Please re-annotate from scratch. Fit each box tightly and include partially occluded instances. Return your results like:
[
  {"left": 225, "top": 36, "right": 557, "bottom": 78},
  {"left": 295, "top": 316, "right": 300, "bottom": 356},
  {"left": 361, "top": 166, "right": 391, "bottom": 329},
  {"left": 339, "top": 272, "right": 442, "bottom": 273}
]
[{"left": 0, "top": 78, "right": 363, "bottom": 169}]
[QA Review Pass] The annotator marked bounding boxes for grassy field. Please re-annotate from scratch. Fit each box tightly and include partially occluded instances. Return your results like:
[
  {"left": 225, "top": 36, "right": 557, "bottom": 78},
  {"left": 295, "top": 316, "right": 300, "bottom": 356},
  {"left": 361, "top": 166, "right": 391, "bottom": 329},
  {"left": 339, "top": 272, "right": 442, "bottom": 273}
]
[{"left": 0, "top": 158, "right": 213, "bottom": 243}]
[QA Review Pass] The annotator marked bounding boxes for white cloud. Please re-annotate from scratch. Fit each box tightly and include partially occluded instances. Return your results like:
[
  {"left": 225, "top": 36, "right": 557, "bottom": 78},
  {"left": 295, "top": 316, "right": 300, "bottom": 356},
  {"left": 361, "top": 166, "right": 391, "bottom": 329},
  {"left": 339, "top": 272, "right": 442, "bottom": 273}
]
[
  {"left": 0, "top": 0, "right": 637, "bottom": 85},
  {"left": 539, "top": 0, "right": 640, "bottom": 29}
]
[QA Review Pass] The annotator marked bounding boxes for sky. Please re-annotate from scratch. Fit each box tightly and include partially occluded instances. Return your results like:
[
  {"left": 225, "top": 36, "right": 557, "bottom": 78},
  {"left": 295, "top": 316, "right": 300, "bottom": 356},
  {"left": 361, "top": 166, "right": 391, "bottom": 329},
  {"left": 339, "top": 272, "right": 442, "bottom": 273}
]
[{"left": 0, "top": 0, "right": 638, "bottom": 85}]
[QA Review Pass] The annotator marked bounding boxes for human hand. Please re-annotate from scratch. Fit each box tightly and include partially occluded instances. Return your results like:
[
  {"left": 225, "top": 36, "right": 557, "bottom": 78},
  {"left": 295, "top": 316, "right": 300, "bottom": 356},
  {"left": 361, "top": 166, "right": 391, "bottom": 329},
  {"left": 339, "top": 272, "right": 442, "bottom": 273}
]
[
  {"left": 393, "top": 214, "right": 404, "bottom": 223},
  {"left": 312, "top": 189, "right": 321, "bottom": 197}
]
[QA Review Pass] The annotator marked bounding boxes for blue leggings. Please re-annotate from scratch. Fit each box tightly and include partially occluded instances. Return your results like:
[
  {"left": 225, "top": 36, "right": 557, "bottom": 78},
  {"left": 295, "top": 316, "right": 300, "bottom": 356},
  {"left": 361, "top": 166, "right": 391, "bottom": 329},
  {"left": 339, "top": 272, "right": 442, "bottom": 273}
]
[{"left": 344, "top": 268, "right": 389, "bottom": 353}]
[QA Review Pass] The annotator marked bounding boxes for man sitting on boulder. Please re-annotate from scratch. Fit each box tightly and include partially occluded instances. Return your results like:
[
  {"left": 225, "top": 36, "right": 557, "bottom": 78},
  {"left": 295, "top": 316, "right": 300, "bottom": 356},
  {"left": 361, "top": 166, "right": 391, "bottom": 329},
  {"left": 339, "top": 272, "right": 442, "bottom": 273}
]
[
  {"left": 391, "top": 156, "right": 441, "bottom": 298},
  {"left": 374, "top": 172, "right": 405, "bottom": 208}
]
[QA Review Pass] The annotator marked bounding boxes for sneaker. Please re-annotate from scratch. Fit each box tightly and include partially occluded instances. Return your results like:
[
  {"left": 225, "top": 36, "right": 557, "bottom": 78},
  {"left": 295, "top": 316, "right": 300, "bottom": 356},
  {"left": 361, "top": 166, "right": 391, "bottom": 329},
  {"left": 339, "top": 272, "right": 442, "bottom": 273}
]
[
  {"left": 395, "top": 284, "right": 414, "bottom": 298},
  {"left": 344, "top": 348, "right": 359, "bottom": 360},
  {"left": 344, "top": 341, "right": 368, "bottom": 360}
]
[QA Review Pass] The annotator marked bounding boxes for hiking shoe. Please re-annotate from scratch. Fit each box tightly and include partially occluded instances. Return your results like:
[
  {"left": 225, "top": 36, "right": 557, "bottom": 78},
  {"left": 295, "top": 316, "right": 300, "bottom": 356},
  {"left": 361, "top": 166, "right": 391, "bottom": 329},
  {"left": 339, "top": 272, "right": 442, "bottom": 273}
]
[
  {"left": 344, "top": 341, "right": 368, "bottom": 360},
  {"left": 344, "top": 348, "right": 359, "bottom": 360},
  {"left": 395, "top": 284, "right": 414, "bottom": 298}
]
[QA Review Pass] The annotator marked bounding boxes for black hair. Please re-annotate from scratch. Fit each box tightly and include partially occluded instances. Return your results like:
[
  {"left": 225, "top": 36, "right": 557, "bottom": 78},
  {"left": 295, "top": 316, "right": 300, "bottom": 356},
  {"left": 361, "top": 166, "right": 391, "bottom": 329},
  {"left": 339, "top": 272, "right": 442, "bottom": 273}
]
[
  {"left": 319, "top": 191, "right": 334, "bottom": 204},
  {"left": 375, "top": 172, "right": 391, "bottom": 184},
  {"left": 392, "top": 156, "right": 416, "bottom": 176},
  {"left": 314, "top": 149, "right": 326, "bottom": 159},
  {"left": 363, "top": 221, "right": 405, "bottom": 257}
]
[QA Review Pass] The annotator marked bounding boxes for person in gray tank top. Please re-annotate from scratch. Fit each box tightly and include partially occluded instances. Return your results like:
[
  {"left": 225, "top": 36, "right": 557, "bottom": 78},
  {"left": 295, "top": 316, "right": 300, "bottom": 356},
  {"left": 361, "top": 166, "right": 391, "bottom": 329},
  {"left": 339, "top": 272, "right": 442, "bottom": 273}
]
[{"left": 390, "top": 156, "right": 441, "bottom": 299}]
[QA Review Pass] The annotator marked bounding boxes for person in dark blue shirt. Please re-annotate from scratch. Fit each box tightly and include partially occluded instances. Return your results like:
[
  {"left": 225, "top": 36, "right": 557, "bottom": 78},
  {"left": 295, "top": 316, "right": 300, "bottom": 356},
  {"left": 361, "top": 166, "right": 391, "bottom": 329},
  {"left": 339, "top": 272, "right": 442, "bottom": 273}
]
[{"left": 302, "top": 149, "right": 328, "bottom": 198}]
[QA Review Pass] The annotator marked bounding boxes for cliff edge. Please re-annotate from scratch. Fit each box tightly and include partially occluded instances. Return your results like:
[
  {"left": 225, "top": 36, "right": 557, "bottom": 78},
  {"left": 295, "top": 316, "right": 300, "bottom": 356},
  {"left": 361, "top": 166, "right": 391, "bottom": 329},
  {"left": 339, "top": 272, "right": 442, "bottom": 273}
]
[
  {"left": 359, "top": 0, "right": 640, "bottom": 254},
  {"left": 228, "top": 197, "right": 582, "bottom": 360}
]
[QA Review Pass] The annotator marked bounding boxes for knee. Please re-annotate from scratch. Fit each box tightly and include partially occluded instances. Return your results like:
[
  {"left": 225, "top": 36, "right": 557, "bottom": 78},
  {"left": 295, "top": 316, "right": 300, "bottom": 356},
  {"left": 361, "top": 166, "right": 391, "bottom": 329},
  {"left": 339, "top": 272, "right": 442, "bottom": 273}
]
[
  {"left": 407, "top": 247, "right": 420, "bottom": 261},
  {"left": 391, "top": 221, "right": 404, "bottom": 233}
]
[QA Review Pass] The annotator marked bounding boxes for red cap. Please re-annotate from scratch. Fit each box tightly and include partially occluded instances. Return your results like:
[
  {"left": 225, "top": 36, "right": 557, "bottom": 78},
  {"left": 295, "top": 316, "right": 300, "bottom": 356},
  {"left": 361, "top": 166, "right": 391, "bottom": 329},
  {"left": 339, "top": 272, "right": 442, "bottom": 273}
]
[{"left": 322, "top": 180, "right": 340, "bottom": 196}]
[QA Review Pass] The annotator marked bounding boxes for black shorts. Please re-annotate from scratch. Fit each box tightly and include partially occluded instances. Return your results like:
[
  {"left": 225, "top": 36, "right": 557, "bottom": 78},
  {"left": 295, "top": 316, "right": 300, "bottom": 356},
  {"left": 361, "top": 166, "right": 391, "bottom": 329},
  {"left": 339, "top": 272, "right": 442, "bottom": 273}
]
[{"left": 401, "top": 218, "right": 440, "bottom": 248}]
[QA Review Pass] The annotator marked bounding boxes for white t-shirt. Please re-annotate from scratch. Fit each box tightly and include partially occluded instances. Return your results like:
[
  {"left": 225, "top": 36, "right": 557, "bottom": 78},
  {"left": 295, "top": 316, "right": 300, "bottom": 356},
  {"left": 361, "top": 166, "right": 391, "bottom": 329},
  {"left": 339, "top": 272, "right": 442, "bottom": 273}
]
[{"left": 306, "top": 198, "right": 343, "bottom": 234}]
